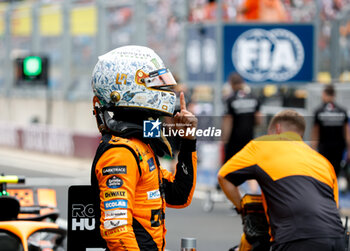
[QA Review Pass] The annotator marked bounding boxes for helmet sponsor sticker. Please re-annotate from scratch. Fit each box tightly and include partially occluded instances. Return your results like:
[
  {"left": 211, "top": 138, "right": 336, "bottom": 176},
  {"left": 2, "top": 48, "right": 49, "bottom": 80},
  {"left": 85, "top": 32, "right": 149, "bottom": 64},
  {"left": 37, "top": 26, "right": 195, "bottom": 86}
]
[
  {"left": 104, "top": 209, "right": 128, "bottom": 220},
  {"left": 103, "top": 226, "right": 127, "bottom": 237},
  {"left": 151, "top": 58, "right": 161, "bottom": 68},
  {"left": 106, "top": 176, "right": 123, "bottom": 189},
  {"left": 104, "top": 199, "right": 128, "bottom": 210},
  {"left": 104, "top": 189, "right": 127, "bottom": 200},
  {"left": 147, "top": 189, "right": 161, "bottom": 200},
  {"left": 104, "top": 219, "right": 128, "bottom": 230},
  {"left": 102, "top": 166, "right": 127, "bottom": 176}
]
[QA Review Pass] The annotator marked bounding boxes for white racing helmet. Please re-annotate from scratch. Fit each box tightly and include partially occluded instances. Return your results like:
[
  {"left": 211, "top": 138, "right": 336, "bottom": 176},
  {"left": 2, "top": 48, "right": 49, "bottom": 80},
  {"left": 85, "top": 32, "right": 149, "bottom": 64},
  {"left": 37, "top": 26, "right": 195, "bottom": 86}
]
[{"left": 92, "top": 45, "right": 177, "bottom": 117}]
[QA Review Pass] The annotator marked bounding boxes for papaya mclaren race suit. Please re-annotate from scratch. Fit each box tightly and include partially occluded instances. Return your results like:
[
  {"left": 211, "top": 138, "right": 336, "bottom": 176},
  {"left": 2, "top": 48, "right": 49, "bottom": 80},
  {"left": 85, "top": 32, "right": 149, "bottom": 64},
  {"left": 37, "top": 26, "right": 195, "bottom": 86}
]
[
  {"left": 91, "top": 133, "right": 197, "bottom": 250},
  {"left": 219, "top": 132, "right": 344, "bottom": 248}
]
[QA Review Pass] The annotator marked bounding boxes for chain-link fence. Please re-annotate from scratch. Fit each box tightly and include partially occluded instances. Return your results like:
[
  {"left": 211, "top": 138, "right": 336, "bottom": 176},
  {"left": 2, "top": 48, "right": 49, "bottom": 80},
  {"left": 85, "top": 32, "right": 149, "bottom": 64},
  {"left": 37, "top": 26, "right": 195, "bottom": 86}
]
[
  {"left": 0, "top": 0, "right": 349, "bottom": 101},
  {"left": 0, "top": 0, "right": 187, "bottom": 100}
]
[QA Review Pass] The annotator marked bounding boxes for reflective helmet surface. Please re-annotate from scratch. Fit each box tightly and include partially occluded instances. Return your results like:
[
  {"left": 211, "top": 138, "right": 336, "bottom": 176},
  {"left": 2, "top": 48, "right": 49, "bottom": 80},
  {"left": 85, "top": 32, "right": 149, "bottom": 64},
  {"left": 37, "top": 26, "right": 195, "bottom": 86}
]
[{"left": 92, "top": 45, "right": 177, "bottom": 116}]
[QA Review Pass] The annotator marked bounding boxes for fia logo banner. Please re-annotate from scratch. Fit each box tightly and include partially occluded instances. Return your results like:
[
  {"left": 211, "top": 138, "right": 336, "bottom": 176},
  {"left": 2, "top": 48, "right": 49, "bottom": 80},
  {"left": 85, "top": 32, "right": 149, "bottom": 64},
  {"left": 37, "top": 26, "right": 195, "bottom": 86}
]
[
  {"left": 143, "top": 119, "right": 161, "bottom": 138},
  {"left": 232, "top": 28, "right": 304, "bottom": 82}
]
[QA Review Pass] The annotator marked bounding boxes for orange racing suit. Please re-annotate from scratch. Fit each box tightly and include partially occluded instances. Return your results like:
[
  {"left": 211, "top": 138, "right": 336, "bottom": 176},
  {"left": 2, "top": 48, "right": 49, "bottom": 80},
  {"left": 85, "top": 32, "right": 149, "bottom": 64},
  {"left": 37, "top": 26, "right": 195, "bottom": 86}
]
[{"left": 91, "top": 133, "right": 197, "bottom": 250}]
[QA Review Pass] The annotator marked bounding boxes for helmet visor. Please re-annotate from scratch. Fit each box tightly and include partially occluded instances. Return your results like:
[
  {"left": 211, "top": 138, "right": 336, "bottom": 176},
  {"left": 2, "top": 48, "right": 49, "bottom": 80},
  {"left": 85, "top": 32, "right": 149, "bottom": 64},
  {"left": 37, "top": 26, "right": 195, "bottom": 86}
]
[{"left": 144, "top": 68, "right": 177, "bottom": 88}]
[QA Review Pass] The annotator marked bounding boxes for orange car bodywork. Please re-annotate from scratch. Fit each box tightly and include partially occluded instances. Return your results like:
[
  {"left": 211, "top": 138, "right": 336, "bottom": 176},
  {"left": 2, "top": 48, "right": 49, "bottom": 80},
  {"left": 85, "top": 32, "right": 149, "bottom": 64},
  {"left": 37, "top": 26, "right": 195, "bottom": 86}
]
[
  {"left": 0, "top": 221, "right": 60, "bottom": 251},
  {"left": 7, "top": 188, "right": 58, "bottom": 220}
]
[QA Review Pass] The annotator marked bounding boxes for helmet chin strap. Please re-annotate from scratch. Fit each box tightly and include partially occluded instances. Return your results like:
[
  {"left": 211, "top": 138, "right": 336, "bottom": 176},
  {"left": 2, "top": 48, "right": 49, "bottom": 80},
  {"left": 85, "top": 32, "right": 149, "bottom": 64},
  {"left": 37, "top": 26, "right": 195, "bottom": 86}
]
[
  {"left": 147, "top": 117, "right": 173, "bottom": 158},
  {"left": 93, "top": 96, "right": 108, "bottom": 133},
  {"left": 104, "top": 110, "right": 143, "bottom": 136},
  {"left": 99, "top": 110, "right": 173, "bottom": 157},
  {"left": 93, "top": 95, "right": 173, "bottom": 157}
]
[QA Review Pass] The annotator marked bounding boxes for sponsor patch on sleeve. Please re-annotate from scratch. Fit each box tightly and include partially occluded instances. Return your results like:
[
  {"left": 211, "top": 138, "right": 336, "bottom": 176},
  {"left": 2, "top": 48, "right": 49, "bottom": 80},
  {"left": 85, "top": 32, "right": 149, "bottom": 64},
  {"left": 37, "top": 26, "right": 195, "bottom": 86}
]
[
  {"left": 104, "top": 199, "right": 128, "bottom": 210},
  {"left": 103, "top": 226, "right": 127, "bottom": 237},
  {"left": 106, "top": 176, "right": 123, "bottom": 189},
  {"left": 102, "top": 166, "right": 127, "bottom": 175},
  {"left": 147, "top": 189, "right": 161, "bottom": 200},
  {"left": 104, "top": 219, "right": 128, "bottom": 229},
  {"left": 147, "top": 157, "right": 156, "bottom": 172},
  {"left": 104, "top": 209, "right": 128, "bottom": 220},
  {"left": 103, "top": 189, "right": 127, "bottom": 200}
]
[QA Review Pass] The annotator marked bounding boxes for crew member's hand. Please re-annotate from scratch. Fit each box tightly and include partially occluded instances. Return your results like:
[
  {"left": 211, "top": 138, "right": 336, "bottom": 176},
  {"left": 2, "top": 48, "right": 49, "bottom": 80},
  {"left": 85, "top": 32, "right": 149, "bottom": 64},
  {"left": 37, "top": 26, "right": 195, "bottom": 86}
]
[{"left": 174, "top": 92, "right": 198, "bottom": 140}]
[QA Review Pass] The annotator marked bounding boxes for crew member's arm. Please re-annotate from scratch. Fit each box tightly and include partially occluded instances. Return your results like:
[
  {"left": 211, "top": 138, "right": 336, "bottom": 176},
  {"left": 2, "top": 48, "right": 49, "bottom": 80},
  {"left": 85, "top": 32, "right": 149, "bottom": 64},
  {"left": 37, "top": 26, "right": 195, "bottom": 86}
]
[
  {"left": 311, "top": 124, "right": 320, "bottom": 150},
  {"left": 163, "top": 92, "right": 197, "bottom": 208},
  {"left": 218, "top": 141, "right": 258, "bottom": 211},
  {"left": 222, "top": 97, "right": 234, "bottom": 144},
  {"left": 222, "top": 115, "right": 233, "bottom": 144},
  {"left": 254, "top": 111, "right": 262, "bottom": 126},
  {"left": 95, "top": 147, "right": 141, "bottom": 250},
  {"left": 254, "top": 97, "right": 262, "bottom": 126},
  {"left": 218, "top": 175, "right": 242, "bottom": 210}
]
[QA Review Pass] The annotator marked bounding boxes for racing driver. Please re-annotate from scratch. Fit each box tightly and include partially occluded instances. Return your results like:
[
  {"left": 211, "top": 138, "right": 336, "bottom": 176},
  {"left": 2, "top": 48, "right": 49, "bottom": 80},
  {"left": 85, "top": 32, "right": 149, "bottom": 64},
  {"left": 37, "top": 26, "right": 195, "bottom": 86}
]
[{"left": 90, "top": 45, "right": 197, "bottom": 250}]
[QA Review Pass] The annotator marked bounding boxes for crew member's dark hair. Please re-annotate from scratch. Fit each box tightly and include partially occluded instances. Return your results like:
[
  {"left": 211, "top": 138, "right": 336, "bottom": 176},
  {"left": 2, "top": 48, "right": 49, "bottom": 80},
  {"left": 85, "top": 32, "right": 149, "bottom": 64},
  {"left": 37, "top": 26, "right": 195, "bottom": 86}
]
[
  {"left": 268, "top": 110, "right": 306, "bottom": 136},
  {"left": 323, "top": 85, "right": 335, "bottom": 96},
  {"left": 229, "top": 72, "right": 244, "bottom": 85}
]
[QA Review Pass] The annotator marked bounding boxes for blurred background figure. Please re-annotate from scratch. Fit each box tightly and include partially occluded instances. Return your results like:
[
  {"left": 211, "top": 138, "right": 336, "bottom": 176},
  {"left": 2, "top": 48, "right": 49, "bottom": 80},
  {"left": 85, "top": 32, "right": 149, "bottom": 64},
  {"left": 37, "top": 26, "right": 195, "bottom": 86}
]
[
  {"left": 222, "top": 72, "right": 261, "bottom": 163},
  {"left": 237, "top": 0, "right": 289, "bottom": 22},
  {"left": 189, "top": 0, "right": 233, "bottom": 22},
  {"left": 221, "top": 73, "right": 261, "bottom": 193},
  {"left": 311, "top": 84, "right": 350, "bottom": 177}
]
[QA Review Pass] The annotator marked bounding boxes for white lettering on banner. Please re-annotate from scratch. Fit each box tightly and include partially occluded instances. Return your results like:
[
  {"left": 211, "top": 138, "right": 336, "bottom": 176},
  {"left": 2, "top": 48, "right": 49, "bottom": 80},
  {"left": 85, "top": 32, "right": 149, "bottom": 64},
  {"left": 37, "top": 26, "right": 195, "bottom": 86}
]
[
  {"left": 72, "top": 218, "right": 95, "bottom": 231},
  {"left": 22, "top": 124, "right": 74, "bottom": 156},
  {"left": 72, "top": 204, "right": 94, "bottom": 217},
  {"left": 232, "top": 28, "right": 304, "bottom": 82},
  {"left": 270, "top": 40, "right": 296, "bottom": 72},
  {"left": 187, "top": 40, "right": 201, "bottom": 74},
  {"left": 238, "top": 40, "right": 258, "bottom": 71},
  {"left": 202, "top": 38, "right": 217, "bottom": 73},
  {"left": 259, "top": 39, "right": 271, "bottom": 70},
  {"left": 72, "top": 204, "right": 95, "bottom": 231}
]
